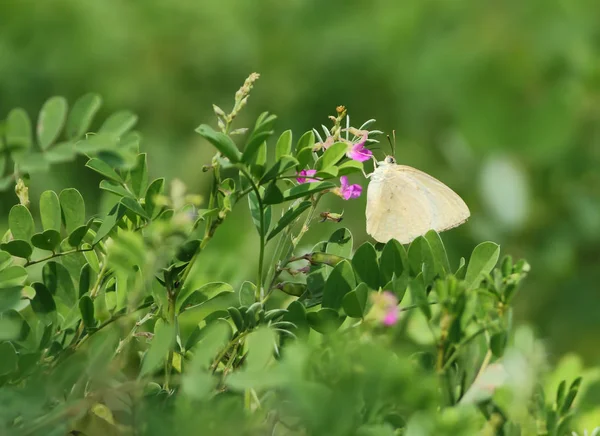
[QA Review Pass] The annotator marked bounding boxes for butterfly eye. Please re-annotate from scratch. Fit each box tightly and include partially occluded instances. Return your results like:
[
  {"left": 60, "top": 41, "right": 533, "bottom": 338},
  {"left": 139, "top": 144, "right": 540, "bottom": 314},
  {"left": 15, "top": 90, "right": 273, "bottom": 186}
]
[{"left": 386, "top": 156, "right": 396, "bottom": 164}]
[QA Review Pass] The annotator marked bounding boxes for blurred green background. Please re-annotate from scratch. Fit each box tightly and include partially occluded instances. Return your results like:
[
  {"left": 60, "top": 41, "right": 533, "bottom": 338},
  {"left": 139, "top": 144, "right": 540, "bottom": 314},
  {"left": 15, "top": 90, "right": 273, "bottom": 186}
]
[{"left": 1, "top": 0, "right": 599, "bottom": 361}]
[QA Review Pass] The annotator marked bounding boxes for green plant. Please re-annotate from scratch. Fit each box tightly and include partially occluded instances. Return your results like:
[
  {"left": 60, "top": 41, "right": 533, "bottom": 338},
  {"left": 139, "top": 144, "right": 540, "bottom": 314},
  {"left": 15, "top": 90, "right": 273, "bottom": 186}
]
[{"left": 0, "top": 75, "right": 586, "bottom": 435}]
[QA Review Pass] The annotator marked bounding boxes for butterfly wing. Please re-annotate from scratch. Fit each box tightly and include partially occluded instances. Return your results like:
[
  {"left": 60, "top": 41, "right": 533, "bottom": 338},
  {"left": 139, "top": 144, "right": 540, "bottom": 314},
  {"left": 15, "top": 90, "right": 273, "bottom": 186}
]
[{"left": 366, "top": 165, "right": 470, "bottom": 244}]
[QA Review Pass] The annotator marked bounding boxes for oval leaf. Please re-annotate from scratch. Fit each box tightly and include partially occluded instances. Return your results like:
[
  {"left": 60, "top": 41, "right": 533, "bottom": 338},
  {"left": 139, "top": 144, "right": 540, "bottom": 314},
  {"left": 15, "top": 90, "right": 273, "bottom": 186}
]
[
  {"left": 464, "top": 242, "right": 500, "bottom": 290},
  {"left": 37, "top": 96, "right": 68, "bottom": 150},
  {"left": 9, "top": 205, "right": 35, "bottom": 241}
]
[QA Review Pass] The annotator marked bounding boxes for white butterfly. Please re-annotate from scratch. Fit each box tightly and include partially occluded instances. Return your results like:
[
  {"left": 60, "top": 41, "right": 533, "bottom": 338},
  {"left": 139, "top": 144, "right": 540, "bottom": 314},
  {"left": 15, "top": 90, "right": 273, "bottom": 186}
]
[{"left": 366, "top": 156, "right": 470, "bottom": 244}]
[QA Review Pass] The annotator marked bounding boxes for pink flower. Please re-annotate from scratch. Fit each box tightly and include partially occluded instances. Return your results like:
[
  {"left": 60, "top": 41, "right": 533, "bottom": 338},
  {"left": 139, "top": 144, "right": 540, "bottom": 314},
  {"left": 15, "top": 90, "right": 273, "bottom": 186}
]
[
  {"left": 296, "top": 169, "right": 318, "bottom": 184},
  {"left": 347, "top": 140, "right": 372, "bottom": 162},
  {"left": 369, "top": 291, "right": 400, "bottom": 326},
  {"left": 336, "top": 176, "right": 362, "bottom": 200}
]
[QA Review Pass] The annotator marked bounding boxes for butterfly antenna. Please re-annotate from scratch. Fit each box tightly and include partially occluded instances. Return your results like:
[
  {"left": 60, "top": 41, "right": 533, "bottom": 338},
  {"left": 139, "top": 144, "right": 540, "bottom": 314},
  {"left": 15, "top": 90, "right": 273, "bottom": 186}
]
[
  {"left": 386, "top": 134, "right": 394, "bottom": 157},
  {"left": 392, "top": 130, "right": 396, "bottom": 157}
]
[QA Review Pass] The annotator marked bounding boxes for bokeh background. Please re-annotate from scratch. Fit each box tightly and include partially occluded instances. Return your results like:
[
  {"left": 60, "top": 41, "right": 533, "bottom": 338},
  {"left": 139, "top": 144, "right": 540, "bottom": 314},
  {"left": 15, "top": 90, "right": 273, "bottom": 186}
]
[{"left": 1, "top": 0, "right": 599, "bottom": 362}]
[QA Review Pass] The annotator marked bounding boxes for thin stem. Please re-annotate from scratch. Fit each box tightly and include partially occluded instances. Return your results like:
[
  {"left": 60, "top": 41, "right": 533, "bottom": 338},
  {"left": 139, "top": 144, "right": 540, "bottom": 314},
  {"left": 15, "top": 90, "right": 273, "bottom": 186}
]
[
  {"left": 473, "top": 332, "right": 493, "bottom": 381},
  {"left": 180, "top": 157, "right": 221, "bottom": 286},
  {"left": 24, "top": 247, "right": 94, "bottom": 267},
  {"left": 262, "top": 194, "right": 323, "bottom": 303},
  {"left": 240, "top": 168, "right": 265, "bottom": 301},
  {"left": 164, "top": 291, "right": 177, "bottom": 392}
]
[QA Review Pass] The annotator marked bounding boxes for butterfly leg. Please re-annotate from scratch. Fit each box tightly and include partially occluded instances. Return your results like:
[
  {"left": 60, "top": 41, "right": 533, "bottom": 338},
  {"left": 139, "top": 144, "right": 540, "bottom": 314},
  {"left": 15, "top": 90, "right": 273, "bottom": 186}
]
[{"left": 361, "top": 155, "right": 378, "bottom": 179}]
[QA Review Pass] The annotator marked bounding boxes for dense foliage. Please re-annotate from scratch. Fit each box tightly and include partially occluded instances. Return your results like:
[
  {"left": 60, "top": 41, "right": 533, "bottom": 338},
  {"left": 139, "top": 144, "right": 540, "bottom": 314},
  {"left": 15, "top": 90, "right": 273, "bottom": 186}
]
[
  {"left": 2, "top": 0, "right": 600, "bottom": 363},
  {"left": 0, "top": 77, "right": 596, "bottom": 435}
]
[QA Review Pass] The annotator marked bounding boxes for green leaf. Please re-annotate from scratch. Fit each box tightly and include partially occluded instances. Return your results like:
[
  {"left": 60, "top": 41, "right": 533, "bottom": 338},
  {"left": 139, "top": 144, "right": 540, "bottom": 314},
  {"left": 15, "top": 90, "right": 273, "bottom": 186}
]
[
  {"left": 296, "top": 147, "right": 314, "bottom": 170},
  {"left": 248, "top": 191, "right": 263, "bottom": 236},
  {"left": 79, "top": 295, "right": 96, "bottom": 329},
  {"left": 242, "top": 112, "right": 276, "bottom": 162},
  {"left": 140, "top": 322, "right": 175, "bottom": 378},
  {"left": 39, "top": 190, "right": 61, "bottom": 231},
  {"left": 44, "top": 142, "right": 76, "bottom": 163},
  {"left": 248, "top": 141, "right": 267, "bottom": 179},
  {"left": 0, "top": 287, "right": 22, "bottom": 313},
  {"left": 120, "top": 197, "right": 150, "bottom": 219},
  {"left": 0, "top": 240, "right": 32, "bottom": 259},
  {"left": 266, "top": 200, "right": 311, "bottom": 242},
  {"left": 490, "top": 332, "right": 507, "bottom": 358},
  {"left": 228, "top": 307, "right": 245, "bottom": 331},
  {"left": 30, "top": 282, "right": 57, "bottom": 321},
  {"left": 245, "top": 327, "right": 276, "bottom": 371},
  {"left": 262, "top": 181, "right": 284, "bottom": 205},
  {"left": 37, "top": 96, "right": 68, "bottom": 150},
  {"left": 386, "top": 273, "right": 409, "bottom": 302},
  {"left": 560, "top": 377, "right": 582, "bottom": 415},
  {"left": 260, "top": 156, "right": 299, "bottom": 184},
  {"left": 79, "top": 263, "right": 93, "bottom": 298},
  {"left": 464, "top": 242, "right": 500, "bottom": 290},
  {"left": 5, "top": 108, "right": 32, "bottom": 150},
  {"left": 455, "top": 257, "right": 466, "bottom": 279},
  {"left": 315, "top": 142, "right": 347, "bottom": 170},
  {"left": 425, "top": 230, "right": 451, "bottom": 277},
  {"left": 326, "top": 227, "right": 353, "bottom": 258},
  {"left": 408, "top": 236, "right": 436, "bottom": 284},
  {"left": 0, "top": 251, "right": 12, "bottom": 270},
  {"left": 0, "top": 342, "right": 18, "bottom": 376},
  {"left": 352, "top": 242, "right": 380, "bottom": 290},
  {"left": 99, "top": 110, "right": 138, "bottom": 136},
  {"left": 59, "top": 188, "right": 85, "bottom": 233},
  {"left": 239, "top": 281, "right": 256, "bottom": 307},
  {"left": 129, "top": 153, "right": 148, "bottom": 198},
  {"left": 313, "top": 167, "right": 338, "bottom": 180},
  {"left": 144, "top": 178, "right": 165, "bottom": 218},
  {"left": 338, "top": 159, "right": 364, "bottom": 176},
  {"left": 68, "top": 225, "right": 89, "bottom": 247},
  {"left": 195, "top": 124, "right": 241, "bottom": 163},
  {"left": 99, "top": 180, "right": 131, "bottom": 198},
  {"left": 409, "top": 274, "right": 431, "bottom": 319},
  {"left": 9, "top": 205, "right": 35, "bottom": 241},
  {"left": 86, "top": 158, "right": 123, "bottom": 183},
  {"left": 279, "top": 181, "right": 335, "bottom": 203},
  {"left": 31, "top": 230, "right": 61, "bottom": 252},
  {"left": 176, "top": 239, "right": 201, "bottom": 263},
  {"left": 322, "top": 260, "right": 356, "bottom": 310},
  {"left": 14, "top": 152, "right": 50, "bottom": 173},
  {"left": 275, "top": 130, "right": 292, "bottom": 161},
  {"left": 296, "top": 130, "right": 315, "bottom": 152},
  {"left": 42, "top": 261, "right": 76, "bottom": 305},
  {"left": 0, "top": 265, "right": 27, "bottom": 287},
  {"left": 177, "top": 282, "right": 234, "bottom": 314},
  {"left": 76, "top": 132, "right": 119, "bottom": 154},
  {"left": 307, "top": 308, "right": 344, "bottom": 334},
  {"left": 380, "top": 239, "right": 408, "bottom": 286},
  {"left": 282, "top": 300, "right": 309, "bottom": 337},
  {"left": 342, "top": 283, "right": 369, "bottom": 318},
  {"left": 93, "top": 203, "right": 126, "bottom": 245},
  {"left": 66, "top": 93, "right": 102, "bottom": 139},
  {"left": 83, "top": 245, "right": 100, "bottom": 273}
]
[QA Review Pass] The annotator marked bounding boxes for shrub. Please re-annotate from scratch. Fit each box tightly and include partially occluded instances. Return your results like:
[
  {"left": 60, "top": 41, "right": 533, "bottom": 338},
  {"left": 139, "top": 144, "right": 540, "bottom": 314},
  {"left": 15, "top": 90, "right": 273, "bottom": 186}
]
[{"left": 0, "top": 75, "right": 584, "bottom": 435}]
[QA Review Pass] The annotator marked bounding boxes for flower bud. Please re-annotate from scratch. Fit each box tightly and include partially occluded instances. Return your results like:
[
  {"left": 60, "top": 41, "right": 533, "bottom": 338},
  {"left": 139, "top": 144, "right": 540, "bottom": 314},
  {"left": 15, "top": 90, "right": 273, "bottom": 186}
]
[{"left": 305, "top": 252, "right": 345, "bottom": 267}]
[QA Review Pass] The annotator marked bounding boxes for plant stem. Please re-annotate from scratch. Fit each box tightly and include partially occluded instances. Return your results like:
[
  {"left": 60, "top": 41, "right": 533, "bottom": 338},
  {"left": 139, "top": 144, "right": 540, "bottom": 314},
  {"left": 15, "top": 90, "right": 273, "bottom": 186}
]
[
  {"left": 240, "top": 168, "right": 265, "bottom": 301},
  {"left": 164, "top": 290, "right": 177, "bottom": 392},
  {"left": 24, "top": 247, "right": 94, "bottom": 267}
]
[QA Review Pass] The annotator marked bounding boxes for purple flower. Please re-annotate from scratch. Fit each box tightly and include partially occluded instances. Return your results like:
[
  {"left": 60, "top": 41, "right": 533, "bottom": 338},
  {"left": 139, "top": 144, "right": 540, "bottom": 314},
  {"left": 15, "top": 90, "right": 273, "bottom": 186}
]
[
  {"left": 296, "top": 169, "right": 318, "bottom": 184},
  {"left": 336, "top": 176, "right": 362, "bottom": 200},
  {"left": 369, "top": 291, "right": 400, "bottom": 326},
  {"left": 347, "top": 140, "right": 372, "bottom": 162}
]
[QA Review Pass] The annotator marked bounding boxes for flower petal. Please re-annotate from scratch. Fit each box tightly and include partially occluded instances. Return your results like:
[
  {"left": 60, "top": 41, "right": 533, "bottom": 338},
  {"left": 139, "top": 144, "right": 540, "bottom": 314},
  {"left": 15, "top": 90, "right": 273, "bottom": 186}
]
[
  {"left": 347, "top": 141, "right": 373, "bottom": 162},
  {"left": 296, "top": 169, "right": 317, "bottom": 184}
]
